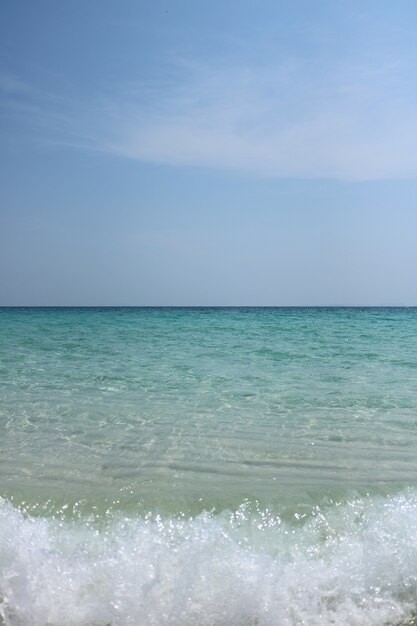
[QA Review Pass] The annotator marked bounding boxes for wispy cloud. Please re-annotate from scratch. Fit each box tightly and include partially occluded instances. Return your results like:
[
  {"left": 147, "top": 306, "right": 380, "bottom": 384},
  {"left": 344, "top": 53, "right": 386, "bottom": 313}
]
[
  {"left": 0, "top": 71, "right": 97, "bottom": 147},
  {"left": 3, "top": 55, "right": 417, "bottom": 181},
  {"left": 0, "top": 73, "right": 34, "bottom": 94},
  {"left": 95, "top": 55, "right": 417, "bottom": 180}
]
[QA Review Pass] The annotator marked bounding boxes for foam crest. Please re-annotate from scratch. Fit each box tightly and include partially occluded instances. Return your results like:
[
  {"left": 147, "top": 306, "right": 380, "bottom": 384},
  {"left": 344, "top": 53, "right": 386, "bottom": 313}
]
[{"left": 1, "top": 492, "right": 417, "bottom": 626}]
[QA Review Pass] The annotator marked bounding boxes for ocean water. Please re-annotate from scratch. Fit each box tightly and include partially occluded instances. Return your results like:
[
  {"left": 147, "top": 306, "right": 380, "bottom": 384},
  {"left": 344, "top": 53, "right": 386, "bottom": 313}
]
[{"left": 1, "top": 307, "right": 417, "bottom": 626}]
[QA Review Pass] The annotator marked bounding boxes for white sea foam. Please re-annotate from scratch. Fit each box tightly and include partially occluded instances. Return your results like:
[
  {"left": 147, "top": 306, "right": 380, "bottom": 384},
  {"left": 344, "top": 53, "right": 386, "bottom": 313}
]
[{"left": 1, "top": 492, "right": 417, "bottom": 626}]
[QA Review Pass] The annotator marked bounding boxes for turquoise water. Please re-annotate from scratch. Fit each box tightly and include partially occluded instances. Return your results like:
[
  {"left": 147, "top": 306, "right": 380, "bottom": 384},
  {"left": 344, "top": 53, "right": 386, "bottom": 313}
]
[{"left": 1, "top": 307, "right": 417, "bottom": 625}]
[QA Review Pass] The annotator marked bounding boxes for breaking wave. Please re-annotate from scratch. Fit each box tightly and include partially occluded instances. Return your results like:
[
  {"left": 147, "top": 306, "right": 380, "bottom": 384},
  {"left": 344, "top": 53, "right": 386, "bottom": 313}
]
[{"left": 1, "top": 491, "right": 417, "bottom": 626}]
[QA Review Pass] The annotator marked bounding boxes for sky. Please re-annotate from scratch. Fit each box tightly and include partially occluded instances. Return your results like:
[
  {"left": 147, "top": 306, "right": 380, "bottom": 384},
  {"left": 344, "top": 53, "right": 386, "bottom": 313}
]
[{"left": 1, "top": 0, "right": 417, "bottom": 305}]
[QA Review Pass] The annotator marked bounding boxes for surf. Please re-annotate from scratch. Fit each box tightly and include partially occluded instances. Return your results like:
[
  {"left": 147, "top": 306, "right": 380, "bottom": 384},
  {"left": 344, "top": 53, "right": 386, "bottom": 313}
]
[{"left": 1, "top": 491, "right": 417, "bottom": 626}]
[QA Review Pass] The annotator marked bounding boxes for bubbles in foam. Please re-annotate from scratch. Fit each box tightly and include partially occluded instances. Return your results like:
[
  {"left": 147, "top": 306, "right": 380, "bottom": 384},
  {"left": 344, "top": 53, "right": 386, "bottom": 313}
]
[{"left": 1, "top": 493, "right": 417, "bottom": 625}]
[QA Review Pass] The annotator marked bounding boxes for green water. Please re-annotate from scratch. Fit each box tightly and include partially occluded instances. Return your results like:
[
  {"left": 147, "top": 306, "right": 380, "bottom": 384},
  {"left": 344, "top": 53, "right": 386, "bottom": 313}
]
[{"left": 1, "top": 307, "right": 417, "bottom": 515}]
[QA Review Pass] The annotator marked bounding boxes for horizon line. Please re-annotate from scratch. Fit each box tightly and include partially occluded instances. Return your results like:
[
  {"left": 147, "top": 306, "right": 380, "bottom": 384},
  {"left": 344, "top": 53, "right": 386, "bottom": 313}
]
[{"left": 0, "top": 305, "right": 415, "bottom": 309}]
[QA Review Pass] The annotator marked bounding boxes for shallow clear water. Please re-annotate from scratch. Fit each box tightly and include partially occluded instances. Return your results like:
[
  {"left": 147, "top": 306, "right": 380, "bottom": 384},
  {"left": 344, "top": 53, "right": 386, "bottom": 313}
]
[{"left": 1, "top": 307, "right": 417, "bottom": 625}]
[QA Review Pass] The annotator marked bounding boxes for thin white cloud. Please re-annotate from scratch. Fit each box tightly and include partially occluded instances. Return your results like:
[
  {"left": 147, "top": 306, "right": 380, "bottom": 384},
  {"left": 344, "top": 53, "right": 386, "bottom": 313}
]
[
  {"left": 0, "top": 72, "right": 96, "bottom": 146},
  {"left": 96, "top": 58, "right": 417, "bottom": 180},
  {"left": 0, "top": 73, "right": 33, "bottom": 94},
  {"left": 4, "top": 57, "right": 417, "bottom": 181}
]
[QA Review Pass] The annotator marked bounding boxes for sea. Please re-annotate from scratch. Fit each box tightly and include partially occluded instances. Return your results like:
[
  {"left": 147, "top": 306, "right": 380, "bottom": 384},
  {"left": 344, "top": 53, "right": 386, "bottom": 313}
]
[{"left": 1, "top": 306, "right": 417, "bottom": 626}]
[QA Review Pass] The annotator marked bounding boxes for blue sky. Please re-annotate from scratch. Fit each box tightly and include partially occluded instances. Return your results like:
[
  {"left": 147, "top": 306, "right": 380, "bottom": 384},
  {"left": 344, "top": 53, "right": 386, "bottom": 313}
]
[{"left": 1, "top": 0, "right": 417, "bottom": 305}]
